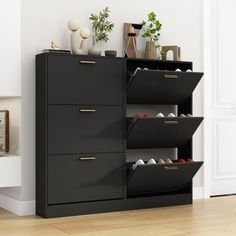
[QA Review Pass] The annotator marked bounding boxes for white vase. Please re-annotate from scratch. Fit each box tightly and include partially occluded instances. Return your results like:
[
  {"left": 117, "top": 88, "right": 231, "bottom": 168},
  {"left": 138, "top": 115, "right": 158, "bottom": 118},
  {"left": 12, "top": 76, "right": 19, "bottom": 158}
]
[{"left": 88, "top": 36, "right": 101, "bottom": 56}]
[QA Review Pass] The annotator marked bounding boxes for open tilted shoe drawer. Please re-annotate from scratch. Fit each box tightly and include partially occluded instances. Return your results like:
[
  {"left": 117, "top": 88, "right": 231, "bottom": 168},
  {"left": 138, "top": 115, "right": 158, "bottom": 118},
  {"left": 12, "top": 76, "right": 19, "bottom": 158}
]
[
  {"left": 127, "top": 117, "right": 204, "bottom": 149},
  {"left": 127, "top": 70, "right": 203, "bottom": 104},
  {"left": 127, "top": 161, "right": 203, "bottom": 196}
]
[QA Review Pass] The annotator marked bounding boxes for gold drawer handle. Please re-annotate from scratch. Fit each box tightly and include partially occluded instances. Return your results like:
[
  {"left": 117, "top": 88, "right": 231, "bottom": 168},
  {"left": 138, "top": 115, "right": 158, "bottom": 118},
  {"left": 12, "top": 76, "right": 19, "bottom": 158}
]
[
  {"left": 164, "top": 74, "right": 178, "bottom": 79},
  {"left": 164, "top": 121, "right": 178, "bottom": 125},
  {"left": 79, "top": 157, "right": 96, "bottom": 161},
  {"left": 164, "top": 166, "right": 178, "bottom": 170},
  {"left": 80, "top": 109, "right": 96, "bottom": 113},
  {"left": 80, "top": 60, "right": 96, "bottom": 64}
]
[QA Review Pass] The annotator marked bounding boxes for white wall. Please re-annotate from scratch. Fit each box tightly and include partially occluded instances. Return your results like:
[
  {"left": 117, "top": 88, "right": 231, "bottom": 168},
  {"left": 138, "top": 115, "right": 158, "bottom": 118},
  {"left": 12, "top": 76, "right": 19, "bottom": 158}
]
[
  {"left": 0, "top": 0, "right": 21, "bottom": 96},
  {"left": 12, "top": 0, "right": 204, "bottom": 204}
]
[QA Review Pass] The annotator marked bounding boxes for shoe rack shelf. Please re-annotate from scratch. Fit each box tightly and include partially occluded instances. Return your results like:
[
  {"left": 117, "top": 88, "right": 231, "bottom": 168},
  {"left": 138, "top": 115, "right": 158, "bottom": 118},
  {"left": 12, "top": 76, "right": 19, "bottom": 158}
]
[
  {"left": 127, "top": 117, "right": 203, "bottom": 149},
  {"left": 126, "top": 161, "right": 203, "bottom": 197},
  {"left": 127, "top": 70, "right": 203, "bottom": 104},
  {"left": 126, "top": 58, "right": 204, "bottom": 198}
]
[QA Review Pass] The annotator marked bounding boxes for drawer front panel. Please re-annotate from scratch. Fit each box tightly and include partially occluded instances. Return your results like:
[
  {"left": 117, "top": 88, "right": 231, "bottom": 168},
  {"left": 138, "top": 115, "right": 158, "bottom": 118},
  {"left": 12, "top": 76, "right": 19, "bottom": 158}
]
[
  {"left": 48, "top": 55, "right": 124, "bottom": 105},
  {"left": 48, "top": 153, "right": 124, "bottom": 204},
  {"left": 48, "top": 105, "right": 124, "bottom": 154}
]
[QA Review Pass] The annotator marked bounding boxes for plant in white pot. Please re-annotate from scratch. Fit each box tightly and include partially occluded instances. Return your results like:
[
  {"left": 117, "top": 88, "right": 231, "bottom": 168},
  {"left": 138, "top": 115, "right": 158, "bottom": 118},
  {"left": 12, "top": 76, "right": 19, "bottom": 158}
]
[
  {"left": 142, "top": 11, "right": 162, "bottom": 59},
  {"left": 88, "top": 7, "right": 114, "bottom": 56}
]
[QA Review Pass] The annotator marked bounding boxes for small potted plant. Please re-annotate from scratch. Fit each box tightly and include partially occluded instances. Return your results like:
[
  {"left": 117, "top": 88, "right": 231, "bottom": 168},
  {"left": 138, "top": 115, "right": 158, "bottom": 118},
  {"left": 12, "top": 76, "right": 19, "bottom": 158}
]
[
  {"left": 88, "top": 7, "right": 115, "bottom": 56},
  {"left": 142, "top": 11, "right": 162, "bottom": 59}
]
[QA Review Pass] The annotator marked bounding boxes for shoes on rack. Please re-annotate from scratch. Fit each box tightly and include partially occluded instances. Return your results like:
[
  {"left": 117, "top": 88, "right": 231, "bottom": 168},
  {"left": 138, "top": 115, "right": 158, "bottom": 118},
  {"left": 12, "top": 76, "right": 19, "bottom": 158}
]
[
  {"left": 175, "top": 69, "right": 182, "bottom": 72},
  {"left": 187, "top": 158, "right": 193, "bottom": 162},
  {"left": 165, "top": 158, "right": 173, "bottom": 164},
  {"left": 179, "top": 114, "right": 186, "bottom": 118},
  {"left": 186, "top": 114, "right": 192, "bottom": 117},
  {"left": 143, "top": 114, "right": 151, "bottom": 118},
  {"left": 167, "top": 113, "right": 176, "bottom": 117},
  {"left": 147, "top": 158, "right": 156, "bottom": 165},
  {"left": 143, "top": 67, "right": 149, "bottom": 70},
  {"left": 158, "top": 159, "right": 165, "bottom": 164},
  {"left": 186, "top": 69, "right": 192, "bottom": 72},
  {"left": 155, "top": 113, "right": 165, "bottom": 118},
  {"left": 132, "top": 159, "right": 145, "bottom": 170},
  {"left": 178, "top": 159, "right": 186, "bottom": 163}
]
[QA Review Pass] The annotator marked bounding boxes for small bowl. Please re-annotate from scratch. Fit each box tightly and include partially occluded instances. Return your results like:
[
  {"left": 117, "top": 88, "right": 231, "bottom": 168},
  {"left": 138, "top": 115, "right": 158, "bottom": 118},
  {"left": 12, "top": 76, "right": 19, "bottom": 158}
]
[{"left": 105, "top": 50, "right": 117, "bottom": 57}]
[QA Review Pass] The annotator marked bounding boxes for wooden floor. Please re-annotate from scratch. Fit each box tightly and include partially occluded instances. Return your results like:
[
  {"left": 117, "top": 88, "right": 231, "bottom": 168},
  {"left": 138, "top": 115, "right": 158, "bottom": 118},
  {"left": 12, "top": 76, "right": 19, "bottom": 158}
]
[{"left": 0, "top": 196, "right": 236, "bottom": 235}]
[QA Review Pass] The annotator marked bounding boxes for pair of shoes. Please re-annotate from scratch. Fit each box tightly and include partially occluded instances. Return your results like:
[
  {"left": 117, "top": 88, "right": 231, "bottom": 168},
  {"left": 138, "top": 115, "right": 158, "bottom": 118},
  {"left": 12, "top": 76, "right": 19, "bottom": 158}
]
[
  {"left": 133, "top": 67, "right": 149, "bottom": 76},
  {"left": 158, "top": 158, "right": 173, "bottom": 164},
  {"left": 145, "top": 158, "right": 172, "bottom": 165},
  {"left": 178, "top": 158, "right": 193, "bottom": 163},
  {"left": 132, "top": 158, "right": 173, "bottom": 170},
  {"left": 175, "top": 69, "right": 192, "bottom": 72},
  {"left": 134, "top": 114, "right": 151, "bottom": 118},
  {"left": 179, "top": 114, "right": 192, "bottom": 117},
  {"left": 155, "top": 113, "right": 176, "bottom": 118}
]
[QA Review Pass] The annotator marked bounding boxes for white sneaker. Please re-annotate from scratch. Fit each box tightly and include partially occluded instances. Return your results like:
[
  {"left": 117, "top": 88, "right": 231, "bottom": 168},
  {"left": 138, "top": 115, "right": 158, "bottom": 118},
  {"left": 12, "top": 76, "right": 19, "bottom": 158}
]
[
  {"left": 132, "top": 159, "right": 145, "bottom": 170},
  {"left": 187, "top": 114, "right": 192, "bottom": 117},
  {"left": 167, "top": 113, "right": 176, "bottom": 117},
  {"left": 143, "top": 67, "right": 149, "bottom": 70},
  {"left": 165, "top": 158, "right": 173, "bottom": 164},
  {"left": 133, "top": 67, "right": 141, "bottom": 76},
  {"left": 186, "top": 69, "right": 192, "bottom": 72},
  {"left": 158, "top": 159, "right": 165, "bottom": 164},
  {"left": 155, "top": 113, "right": 165, "bottom": 118},
  {"left": 147, "top": 159, "right": 156, "bottom": 165},
  {"left": 179, "top": 114, "right": 186, "bottom": 118},
  {"left": 175, "top": 69, "right": 182, "bottom": 72}
]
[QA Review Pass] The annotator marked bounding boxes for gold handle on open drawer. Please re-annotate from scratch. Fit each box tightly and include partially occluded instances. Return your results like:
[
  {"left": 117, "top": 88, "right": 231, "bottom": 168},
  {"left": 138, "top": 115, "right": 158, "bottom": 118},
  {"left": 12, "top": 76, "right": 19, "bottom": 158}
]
[
  {"left": 164, "top": 121, "right": 178, "bottom": 125},
  {"left": 79, "top": 157, "right": 96, "bottom": 161},
  {"left": 164, "top": 74, "right": 178, "bottom": 79},
  {"left": 164, "top": 166, "right": 178, "bottom": 170},
  {"left": 80, "top": 60, "right": 96, "bottom": 64},
  {"left": 79, "top": 109, "right": 96, "bottom": 113}
]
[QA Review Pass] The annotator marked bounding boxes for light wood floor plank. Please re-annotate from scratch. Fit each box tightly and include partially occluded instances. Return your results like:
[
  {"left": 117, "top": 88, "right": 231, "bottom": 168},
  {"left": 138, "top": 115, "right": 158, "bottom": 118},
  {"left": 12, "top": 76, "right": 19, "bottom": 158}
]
[{"left": 0, "top": 196, "right": 236, "bottom": 235}]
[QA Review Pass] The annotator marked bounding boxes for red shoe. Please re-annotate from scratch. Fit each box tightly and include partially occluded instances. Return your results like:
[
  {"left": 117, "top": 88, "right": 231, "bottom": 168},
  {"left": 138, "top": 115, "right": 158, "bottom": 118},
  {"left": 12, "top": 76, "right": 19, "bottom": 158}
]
[
  {"left": 178, "top": 159, "right": 186, "bottom": 163},
  {"left": 143, "top": 114, "right": 151, "bottom": 118},
  {"left": 134, "top": 113, "right": 142, "bottom": 118},
  {"left": 187, "top": 158, "right": 193, "bottom": 162}
]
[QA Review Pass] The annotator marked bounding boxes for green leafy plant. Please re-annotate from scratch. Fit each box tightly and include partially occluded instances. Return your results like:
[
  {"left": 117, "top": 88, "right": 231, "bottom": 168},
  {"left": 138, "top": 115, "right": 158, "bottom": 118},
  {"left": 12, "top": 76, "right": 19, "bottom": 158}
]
[
  {"left": 142, "top": 11, "right": 162, "bottom": 47},
  {"left": 89, "top": 7, "right": 114, "bottom": 43}
]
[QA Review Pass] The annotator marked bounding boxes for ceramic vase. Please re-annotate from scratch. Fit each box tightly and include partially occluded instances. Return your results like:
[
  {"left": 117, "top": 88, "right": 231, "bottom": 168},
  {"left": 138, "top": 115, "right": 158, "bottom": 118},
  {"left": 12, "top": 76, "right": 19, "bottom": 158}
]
[{"left": 88, "top": 36, "right": 101, "bottom": 56}]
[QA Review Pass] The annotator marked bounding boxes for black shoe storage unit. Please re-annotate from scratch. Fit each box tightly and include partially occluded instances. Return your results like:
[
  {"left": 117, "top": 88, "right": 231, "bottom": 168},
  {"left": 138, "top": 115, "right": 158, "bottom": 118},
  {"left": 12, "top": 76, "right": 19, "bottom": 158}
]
[{"left": 36, "top": 53, "right": 204, "bottom": 218}]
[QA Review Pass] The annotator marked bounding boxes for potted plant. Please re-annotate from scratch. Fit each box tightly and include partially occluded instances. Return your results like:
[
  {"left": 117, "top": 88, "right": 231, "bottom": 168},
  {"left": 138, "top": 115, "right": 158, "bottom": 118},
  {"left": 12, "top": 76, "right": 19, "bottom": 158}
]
[
  {"left": 88, "top": 7, "right": 114, "bottom": 56},
  {"left": 142, "top": 11, "right": 162, "bottom": 59}
]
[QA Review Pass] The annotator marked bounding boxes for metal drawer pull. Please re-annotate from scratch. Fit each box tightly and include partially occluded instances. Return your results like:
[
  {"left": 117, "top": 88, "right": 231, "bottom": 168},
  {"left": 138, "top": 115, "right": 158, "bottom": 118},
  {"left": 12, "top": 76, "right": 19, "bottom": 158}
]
[
  {"left": 79, "top": 157, "right": 96, "bottom": 161},
  {"left": 79, "top": 109, "right": 96, "bottom": 113},
  {"left": 80, "top": 60, "right": 96, "bottom": 64},
  {"left": 164, "top": 121, "right": 178, "bottom": 125},
  {"left": 164, "top": 166, "right": 178, "bottom": 170},
  {"left": 164, "top": 74, "right": 178, "bottom": 79}
]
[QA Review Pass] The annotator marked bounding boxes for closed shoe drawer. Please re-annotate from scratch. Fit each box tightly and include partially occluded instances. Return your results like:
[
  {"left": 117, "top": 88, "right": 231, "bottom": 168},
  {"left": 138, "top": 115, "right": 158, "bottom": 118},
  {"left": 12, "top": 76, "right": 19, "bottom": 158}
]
[
  {"left": 47, "top": 55, "right": 124, "bottom": 105},
  {"left": 48, "top": 153, "right": 124, "bottom": 204},
  {"left": 48, "top": 105, "right": 124, "bottom": 154}
]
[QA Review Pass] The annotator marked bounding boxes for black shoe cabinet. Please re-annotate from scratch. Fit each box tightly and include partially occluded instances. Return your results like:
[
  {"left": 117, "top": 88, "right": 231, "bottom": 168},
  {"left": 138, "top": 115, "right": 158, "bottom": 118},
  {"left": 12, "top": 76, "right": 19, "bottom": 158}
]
[{"left": 36, "top": 53, "right": 204, "bottom": 218}]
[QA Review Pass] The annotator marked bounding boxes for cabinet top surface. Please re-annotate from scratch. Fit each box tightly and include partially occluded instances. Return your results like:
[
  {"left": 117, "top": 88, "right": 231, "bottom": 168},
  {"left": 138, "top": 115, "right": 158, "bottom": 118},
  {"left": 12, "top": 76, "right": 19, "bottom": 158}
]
[{"left": 37, "top": 52, "right": 192, "bottom": 64}]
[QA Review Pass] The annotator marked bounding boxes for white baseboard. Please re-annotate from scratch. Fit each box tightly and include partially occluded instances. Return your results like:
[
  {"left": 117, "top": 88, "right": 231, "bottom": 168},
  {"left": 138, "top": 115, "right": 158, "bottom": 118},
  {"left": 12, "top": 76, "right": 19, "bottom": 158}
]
[
  {"left": 193, "top": 187, "right": 204, "bottom": 199},
  {"left": 0, "top": 193, "right": 35, "bottom": 216},
  {"left": 0, "top": 187, "right": 204, "bottom": 216}
]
